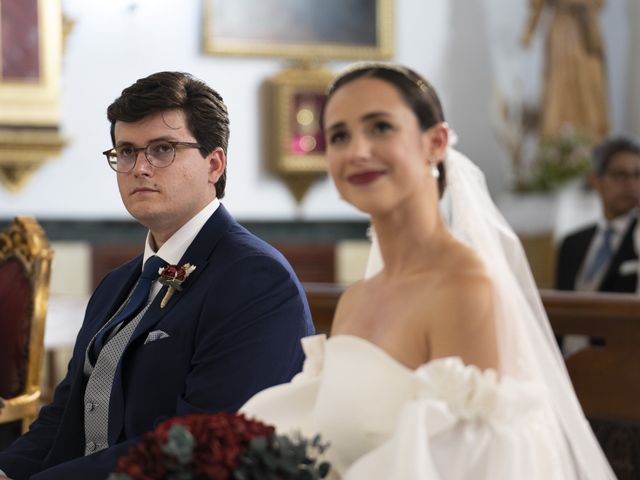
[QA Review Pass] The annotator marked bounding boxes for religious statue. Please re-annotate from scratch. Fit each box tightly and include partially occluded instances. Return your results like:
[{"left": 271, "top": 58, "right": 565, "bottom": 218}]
[{"left": 522, "top": 0, "right": 609, "bottom": 141}]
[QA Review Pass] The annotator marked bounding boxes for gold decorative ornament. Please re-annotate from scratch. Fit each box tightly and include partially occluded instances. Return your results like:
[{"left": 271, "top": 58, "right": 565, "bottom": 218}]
[
  {"left": 264, "top": 62, "right": 335, "bottom": 203},
  {"left": 0, "top": 216, "right": 53, "bottom": 432},
  {"left": 0, "top": 0, "right": 66, "bottom": 192}
]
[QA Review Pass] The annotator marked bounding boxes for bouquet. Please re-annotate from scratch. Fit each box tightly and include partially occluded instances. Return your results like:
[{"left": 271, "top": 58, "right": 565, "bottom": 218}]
[{"left": 109, "top": 412, "right": 331, "bottom": 480}]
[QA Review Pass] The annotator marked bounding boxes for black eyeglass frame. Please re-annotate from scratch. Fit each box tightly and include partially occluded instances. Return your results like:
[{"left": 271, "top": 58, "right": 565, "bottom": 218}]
[{"left": 102, "top": 140, "right": 202, "bottom": 173}]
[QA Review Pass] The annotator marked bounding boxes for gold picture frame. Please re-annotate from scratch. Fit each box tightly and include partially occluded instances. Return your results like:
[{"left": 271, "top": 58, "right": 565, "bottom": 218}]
[
  {"left": 0, "top": 0, "right": 62, "bottom": 126},
  {"left": 264, "top": 63, "right": 335, "bottom": 203},
  {"left": 203, "top": 0, "right": 393, "bottom": 60},
  {"left": 0, "top": 0, "right": 65, "bottom": 192}
]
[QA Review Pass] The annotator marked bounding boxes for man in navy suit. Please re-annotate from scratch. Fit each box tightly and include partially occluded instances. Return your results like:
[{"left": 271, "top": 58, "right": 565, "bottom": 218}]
[
  {"left": 556, "top": 135, "right": 640, "bottom": 293},
  {"left": 0, "top": 72, "right": 314, "bottom": 479}
]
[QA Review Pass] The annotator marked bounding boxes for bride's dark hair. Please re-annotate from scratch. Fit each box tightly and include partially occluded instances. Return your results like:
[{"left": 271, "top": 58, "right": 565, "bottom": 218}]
[{"left": 324, "top": 63, "right": 447, "bottom": 196}]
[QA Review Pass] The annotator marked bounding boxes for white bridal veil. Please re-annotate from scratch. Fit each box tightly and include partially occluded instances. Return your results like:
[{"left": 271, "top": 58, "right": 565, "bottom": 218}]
[{"left": 365, "top": 141, "right": 615, "bottom": 480}]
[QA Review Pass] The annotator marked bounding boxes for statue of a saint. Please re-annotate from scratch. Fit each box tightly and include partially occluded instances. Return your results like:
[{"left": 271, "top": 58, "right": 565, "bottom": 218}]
[{"left": 522, "top": 0, "right": 609, "bottom": 141}]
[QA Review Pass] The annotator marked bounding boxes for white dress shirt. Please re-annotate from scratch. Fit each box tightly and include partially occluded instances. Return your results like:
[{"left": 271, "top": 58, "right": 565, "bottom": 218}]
[{"left": 143, "top": 198, "right": 220, "bottom": 301}]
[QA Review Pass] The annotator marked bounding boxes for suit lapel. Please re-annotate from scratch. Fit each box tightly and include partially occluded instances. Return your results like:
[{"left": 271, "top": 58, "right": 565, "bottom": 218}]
[
  {"left": 600, "top": 218, "right": 638, "bottom": 291},
  {"left": 571, "top": 227, "right": 597, "bottom": 289},
  {"left": 108, "top": 206, "right": 235, "bottom": 443},
  {"left": 129, "top": 204, "right": 234, "bottom": 342},
  {"left": 93, "top": 257, "right": 142, "bottom": 336}
]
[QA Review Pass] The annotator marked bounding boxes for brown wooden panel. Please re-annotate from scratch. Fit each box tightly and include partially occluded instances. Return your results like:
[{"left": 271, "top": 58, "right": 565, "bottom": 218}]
[
  {"left": 541, "top": 289, "right": 640, "bottom": 346},
  {"left": 303, "top": 282, "right": 343, "bottom": 335},
  {"left": 519, "top": 232, "right": 555, "bottom": 289},
  {"left": 305, "top": 284, "right": 640, "bottom": 343},
  {"left": 566, "top": 347, "right": 640, "bottom": 422},
  {"left": 92, "top": 243, "right": 336, "bottom": 290},
  {"left": 91, "top": 244, "right": 141, "bottom": 290},
  {"left": 273, "top": 244, "right": 335, "bottom": 283}
]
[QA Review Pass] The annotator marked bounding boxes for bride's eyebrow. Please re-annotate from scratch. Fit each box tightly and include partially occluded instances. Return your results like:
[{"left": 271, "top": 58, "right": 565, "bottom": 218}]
[
  {"left": 325, "top": 121, "right": 346, "bottom": 134},
  {"left": 362, "top": 112, "right": 391, "bottom": 121},
  {"left": 326, "top": 111, "right": 392, "bottom": 133}
]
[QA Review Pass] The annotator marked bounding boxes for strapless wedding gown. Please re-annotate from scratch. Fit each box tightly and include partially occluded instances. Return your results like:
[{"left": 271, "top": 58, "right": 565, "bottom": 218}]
[{"left": 241, "top": 334, "right": 578, "bottom": 479}]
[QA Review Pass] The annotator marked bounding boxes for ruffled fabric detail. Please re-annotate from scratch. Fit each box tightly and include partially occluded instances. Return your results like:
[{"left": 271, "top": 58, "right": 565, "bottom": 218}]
[
  {"left": 412, "top": 357, "right": 545, "bottom": 429},
  {"left": 291, "top": 334, "right": 326, "bottom": 383},
  {"left": 413, "top": 357, "right": 499, "bottom": 421}
]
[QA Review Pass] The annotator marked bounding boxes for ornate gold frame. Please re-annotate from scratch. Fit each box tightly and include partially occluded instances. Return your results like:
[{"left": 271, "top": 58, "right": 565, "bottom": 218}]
[
  {"left": 264, "top": 63, "right": 335, "bottom": 203},
  {"left": 0, "top": 217, "right": 53, "bottom": 432},
  {"left": 0, "top": 0, "right": 65, "bottom": 192},
  {"left": 0, "top": 0, "right": 62, "bottom": 126},
  {"left": 203, "top": 0, "right": 393, "bottom": 60}
]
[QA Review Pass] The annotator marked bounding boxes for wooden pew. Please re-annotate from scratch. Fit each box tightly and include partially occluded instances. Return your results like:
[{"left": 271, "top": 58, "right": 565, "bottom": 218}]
[
  {"left": 305, "top": 282, "right": 640, "bottom": 347},
  {"left": 303, "top": 283, "right": 640, "bottom": 479}
]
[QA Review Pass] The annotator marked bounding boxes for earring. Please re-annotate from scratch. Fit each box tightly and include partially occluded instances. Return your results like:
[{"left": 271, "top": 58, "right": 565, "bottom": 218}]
[{"left": 430, "top": 163, "right": 440, "bottom": 179}]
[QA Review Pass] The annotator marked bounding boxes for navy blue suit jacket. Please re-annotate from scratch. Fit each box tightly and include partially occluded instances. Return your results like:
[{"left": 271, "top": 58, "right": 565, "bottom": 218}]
[
  {"left": 555, "top": 218, "right": 638, "bottom": 292},
  {"left": 0, "top": 205, "right": 314, "bottom": 479}
]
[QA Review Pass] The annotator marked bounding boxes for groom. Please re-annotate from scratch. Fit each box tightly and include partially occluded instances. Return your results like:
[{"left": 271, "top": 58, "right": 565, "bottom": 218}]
[{"left": 0, "top": 72, "right": 314, "bottom": 479}]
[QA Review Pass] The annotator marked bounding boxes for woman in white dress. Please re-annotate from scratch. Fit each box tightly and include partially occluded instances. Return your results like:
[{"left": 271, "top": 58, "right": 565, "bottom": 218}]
[{"left": 241, "top": 63, "right": 614, "bottom": 479}]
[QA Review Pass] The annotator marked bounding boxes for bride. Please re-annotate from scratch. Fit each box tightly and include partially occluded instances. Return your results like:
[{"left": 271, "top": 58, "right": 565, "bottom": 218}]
[{"left": 241, "top": 62, "right": 614, "bottom": 479}]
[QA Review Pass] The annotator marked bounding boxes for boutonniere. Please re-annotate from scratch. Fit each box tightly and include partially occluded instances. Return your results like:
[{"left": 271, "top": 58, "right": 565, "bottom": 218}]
[
  {"left": 619, "top": 259, "right": 639, "bottom": 276},
  {"left": 158, "top": 263, "right": 196, "bottom": 308}
]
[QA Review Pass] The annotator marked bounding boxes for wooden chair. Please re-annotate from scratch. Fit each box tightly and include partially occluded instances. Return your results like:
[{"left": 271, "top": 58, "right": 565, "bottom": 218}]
[{"left": 0, "top": 216, "right": 53, "bottom": 442}]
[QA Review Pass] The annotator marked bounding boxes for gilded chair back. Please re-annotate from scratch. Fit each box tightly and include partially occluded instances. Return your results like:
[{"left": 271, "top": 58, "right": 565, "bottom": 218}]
[{"left": 0, "top": 216, "right": 52, "bottom": 432}]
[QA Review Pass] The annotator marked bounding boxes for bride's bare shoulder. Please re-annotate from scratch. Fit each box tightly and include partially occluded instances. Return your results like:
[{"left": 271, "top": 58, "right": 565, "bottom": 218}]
[{"left": 426, "top": 241, "right": 499, "bottom": 370}]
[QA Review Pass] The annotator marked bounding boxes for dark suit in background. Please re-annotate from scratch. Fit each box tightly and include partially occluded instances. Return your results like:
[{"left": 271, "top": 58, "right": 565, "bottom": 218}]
[{"left": 555, "top": 218, "right": 638, "bottom": 293}]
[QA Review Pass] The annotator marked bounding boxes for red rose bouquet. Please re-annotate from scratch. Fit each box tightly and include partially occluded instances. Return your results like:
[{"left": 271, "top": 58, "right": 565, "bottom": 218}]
[{"left": 108, "top": 412, "right": 331, "bottom": 480}]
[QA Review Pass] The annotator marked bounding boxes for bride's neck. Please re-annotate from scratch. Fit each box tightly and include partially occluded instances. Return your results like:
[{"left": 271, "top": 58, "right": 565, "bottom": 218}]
[{"left": 372, "top": 205, "right": 449, "bottom": 276}]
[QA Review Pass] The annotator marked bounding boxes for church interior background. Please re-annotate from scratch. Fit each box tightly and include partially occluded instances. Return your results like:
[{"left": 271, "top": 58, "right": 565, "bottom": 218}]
[{"left": 1, "top": 0, "right": 639, "bottom": 388}]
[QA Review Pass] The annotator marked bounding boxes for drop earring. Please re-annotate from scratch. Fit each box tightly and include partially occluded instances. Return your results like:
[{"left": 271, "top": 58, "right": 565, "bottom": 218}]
[{"left": 430, "top": 163, "right": 440, "bottom": 179}]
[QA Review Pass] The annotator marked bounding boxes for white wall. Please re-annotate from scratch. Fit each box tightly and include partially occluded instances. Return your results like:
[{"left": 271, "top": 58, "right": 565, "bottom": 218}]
[{"left": 0, "top": 0, "right": 635, "bottom": 222}]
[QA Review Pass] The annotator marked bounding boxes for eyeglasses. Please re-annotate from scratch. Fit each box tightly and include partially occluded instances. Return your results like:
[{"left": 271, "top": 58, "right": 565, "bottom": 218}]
[
  {"left": 102, "top": 140, "right": 201, "bottom": 173},
  {"left": 604, "top": 169, "right": 640, "bottom": 181}
]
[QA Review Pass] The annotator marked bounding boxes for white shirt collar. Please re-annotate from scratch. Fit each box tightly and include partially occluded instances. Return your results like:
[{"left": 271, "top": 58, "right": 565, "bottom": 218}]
[
  {"left": 142, "top": 198, "right": 220, "bottom": 269},
  {"left": 598, "top": 207, "right": 638, "bottom": 237}
]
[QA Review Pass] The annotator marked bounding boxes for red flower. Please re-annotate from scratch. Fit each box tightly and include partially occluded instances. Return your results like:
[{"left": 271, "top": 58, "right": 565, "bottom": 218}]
[
  {"left": 112, "top": 413, "right": 273, "bottom": 480},
  {"left": 157, "top": 263, "right": 196, "bottom": 308},
  {"left": 110, "top": 412, "right": 330, "bottom": 480}
]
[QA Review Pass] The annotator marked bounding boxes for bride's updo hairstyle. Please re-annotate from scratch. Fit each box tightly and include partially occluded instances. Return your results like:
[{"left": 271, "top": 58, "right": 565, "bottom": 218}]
[{"left": 325, "top": 62, "right": 447, "bottom": 196}]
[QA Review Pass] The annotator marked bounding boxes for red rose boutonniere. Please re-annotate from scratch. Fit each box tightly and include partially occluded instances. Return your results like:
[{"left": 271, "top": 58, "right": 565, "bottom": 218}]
[{"left": 158, "top": 263, "right": 196, "bottom": 308}]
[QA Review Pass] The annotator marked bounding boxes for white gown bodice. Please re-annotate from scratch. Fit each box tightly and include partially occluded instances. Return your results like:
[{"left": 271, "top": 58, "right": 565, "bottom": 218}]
[
  {"left": 241, "top": 334, "right": 578, "bottom": 479},
  {"left": 313, "top": 336, "right": 417, "bottom": 472}
]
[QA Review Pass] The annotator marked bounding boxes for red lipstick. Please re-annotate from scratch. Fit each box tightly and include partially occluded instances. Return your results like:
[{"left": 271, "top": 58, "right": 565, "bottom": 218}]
[{"left": 347, "top": 171, "right": 384, "bottom": 185}]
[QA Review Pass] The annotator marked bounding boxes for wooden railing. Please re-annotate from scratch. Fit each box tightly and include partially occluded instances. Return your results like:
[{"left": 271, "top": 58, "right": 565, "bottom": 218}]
[
  {"left": 540, "top": 289, "right": 640, "bottom": 345},
  {"left": 304, "top": 283, "right": 640, "bottom": 344}
]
